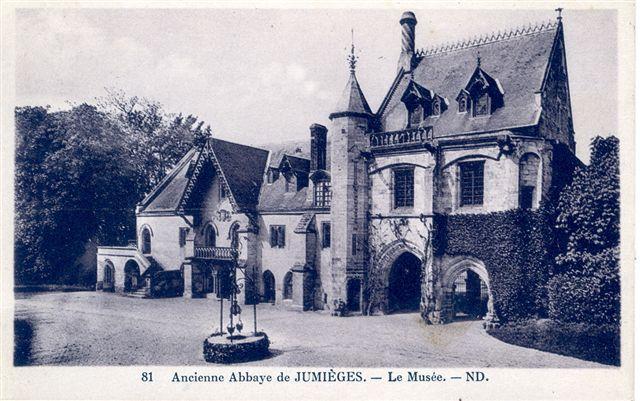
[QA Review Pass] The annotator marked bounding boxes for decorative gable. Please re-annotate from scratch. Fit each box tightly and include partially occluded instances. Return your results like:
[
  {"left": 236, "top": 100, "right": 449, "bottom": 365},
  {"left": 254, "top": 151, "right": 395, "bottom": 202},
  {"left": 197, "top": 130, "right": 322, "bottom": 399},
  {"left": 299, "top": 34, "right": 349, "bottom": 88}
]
[
  {"left": 400, "top": 80, "right": 447, "bottom": 126},
  {"left": 458, "top": 65, "right": 505, "bottom": 116}
]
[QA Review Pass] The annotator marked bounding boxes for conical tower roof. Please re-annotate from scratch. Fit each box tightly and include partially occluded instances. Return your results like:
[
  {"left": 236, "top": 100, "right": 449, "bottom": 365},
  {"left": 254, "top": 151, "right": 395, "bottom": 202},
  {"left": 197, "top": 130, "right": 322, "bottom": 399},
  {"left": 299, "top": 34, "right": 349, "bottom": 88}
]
[
  {"left": 330, "top": 71, "right": 372, "bottom": 119},
  {"left": 329, "top": 39, "right": 372, "bottom": 120}
]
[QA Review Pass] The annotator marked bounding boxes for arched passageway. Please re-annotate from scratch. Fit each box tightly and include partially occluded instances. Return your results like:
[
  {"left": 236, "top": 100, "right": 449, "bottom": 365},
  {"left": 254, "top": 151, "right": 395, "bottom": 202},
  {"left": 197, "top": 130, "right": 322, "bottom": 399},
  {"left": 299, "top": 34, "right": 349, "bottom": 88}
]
[
  {"left": 124, "top": 260, "right": 140, "bottom": 292},
  {"left": 388, "top": 252, "right": 422, "bottom": 313},
  {"left": 262, "top": 270, "right": 275, "bottom": 303},
  {"left": 451, "top": 269, "right": 489, "bottom": 320}
]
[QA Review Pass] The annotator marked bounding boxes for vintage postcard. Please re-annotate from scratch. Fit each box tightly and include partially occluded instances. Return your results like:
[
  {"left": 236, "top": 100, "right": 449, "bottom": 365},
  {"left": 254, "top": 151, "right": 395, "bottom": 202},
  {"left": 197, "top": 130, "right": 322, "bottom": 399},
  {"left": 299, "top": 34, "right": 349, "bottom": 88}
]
[{"left": 0, "top": 1, "right": 635, "bottom": 400}]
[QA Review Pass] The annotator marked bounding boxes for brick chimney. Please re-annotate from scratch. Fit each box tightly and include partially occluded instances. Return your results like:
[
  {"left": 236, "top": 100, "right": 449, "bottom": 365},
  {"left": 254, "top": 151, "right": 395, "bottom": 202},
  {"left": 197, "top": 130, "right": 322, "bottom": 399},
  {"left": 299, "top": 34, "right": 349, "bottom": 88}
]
[
  {"left": 309, "top": 123, "right": 328, "bottom": 171},
  {"left": 397, "top": 11, "right": 417, "bottom": 73}
]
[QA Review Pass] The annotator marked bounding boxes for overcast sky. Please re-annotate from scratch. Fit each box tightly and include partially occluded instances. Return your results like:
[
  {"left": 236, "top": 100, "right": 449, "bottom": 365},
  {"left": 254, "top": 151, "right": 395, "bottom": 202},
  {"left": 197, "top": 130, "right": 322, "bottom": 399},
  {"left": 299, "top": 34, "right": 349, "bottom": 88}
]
[{"left": 16, "top": 8, "right": 617, "bottom": 161}]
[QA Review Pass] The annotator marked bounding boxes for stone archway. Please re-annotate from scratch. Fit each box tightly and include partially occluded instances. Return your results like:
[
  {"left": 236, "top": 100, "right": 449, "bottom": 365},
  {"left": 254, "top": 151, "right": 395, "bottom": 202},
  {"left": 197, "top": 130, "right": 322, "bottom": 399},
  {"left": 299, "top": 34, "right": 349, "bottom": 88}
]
[
  {"left": 437, "top": 256, "right": 495, "bottom": 324},
  {"left": 388, "top": 252, "right": 422, "bottom": 312},
  {"left": 124, "top": 260, "right": 140, "bottom": 292},
  {"left": 262, "top": 270, "right": 275, "bottom": 303},
  {"left": 374, "top": 240, "right": 425, "bottom": 314}
]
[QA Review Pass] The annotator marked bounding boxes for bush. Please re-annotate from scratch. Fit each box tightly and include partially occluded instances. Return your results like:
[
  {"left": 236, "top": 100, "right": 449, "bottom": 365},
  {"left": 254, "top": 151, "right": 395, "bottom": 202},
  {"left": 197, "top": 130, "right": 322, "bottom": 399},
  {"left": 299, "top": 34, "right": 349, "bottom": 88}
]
[
  {"left": 434, "top": 210, "right": 554, "bottom": 322},
  {"left": 488, "top": 319, "right": 620, "bottom": 366},
  {"left": 548, "top": 248, "right": 620, "bottom": 325}
]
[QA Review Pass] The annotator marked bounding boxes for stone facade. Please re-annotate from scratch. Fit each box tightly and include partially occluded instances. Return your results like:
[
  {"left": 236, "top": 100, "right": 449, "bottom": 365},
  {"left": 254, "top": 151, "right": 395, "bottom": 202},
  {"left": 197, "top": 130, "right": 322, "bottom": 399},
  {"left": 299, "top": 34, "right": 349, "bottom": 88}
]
[{"left": 97, "top": 10, "right": 577, "bottom": 325}]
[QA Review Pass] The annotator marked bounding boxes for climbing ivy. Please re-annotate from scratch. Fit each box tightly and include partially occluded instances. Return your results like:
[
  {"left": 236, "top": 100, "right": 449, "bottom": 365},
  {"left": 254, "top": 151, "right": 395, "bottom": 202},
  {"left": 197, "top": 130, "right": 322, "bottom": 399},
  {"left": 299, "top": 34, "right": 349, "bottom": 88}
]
[{"left": 433, "top": 210, "right": 555, "bottom": 322}]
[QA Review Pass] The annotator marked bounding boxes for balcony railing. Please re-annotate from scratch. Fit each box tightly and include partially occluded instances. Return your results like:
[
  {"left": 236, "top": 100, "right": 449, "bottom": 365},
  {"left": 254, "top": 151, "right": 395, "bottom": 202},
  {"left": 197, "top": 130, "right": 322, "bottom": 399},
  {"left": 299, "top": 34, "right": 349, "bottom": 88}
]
[
  {"left": 369, "top": 126, "right": 433, "bottom": 150},
  {"left": 194, "top": 246, "right": 237, "bottom": 260}
]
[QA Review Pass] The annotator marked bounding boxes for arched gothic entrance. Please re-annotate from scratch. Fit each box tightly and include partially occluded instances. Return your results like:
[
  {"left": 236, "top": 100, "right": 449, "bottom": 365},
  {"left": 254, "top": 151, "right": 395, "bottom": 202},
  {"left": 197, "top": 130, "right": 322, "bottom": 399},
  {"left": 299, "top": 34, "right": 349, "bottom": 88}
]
[
  {"left": 437, "top": 256, "right": 495, "bottom": 323},
  {"left": 451, "top": 270, "right": 489, "bottom": 320},
  {"left": 103, "top": 261, "right": 115, "bottom": 292},
  {"left": 262, "top": 270, "right": 275, "bottom": 303},
  {"left": 388, "top": 252, "right": 422, "bottom": 313},
  {"left": 124, "top": 260, "right": 140, "bottom": 292}
]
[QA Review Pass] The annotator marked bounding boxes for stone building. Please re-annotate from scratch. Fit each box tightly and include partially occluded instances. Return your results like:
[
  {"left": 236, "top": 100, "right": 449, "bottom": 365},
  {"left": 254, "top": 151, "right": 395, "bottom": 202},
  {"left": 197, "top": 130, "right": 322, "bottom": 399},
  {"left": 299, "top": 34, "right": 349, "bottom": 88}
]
[{"left": 97, "top": 10, "right": 576, "bottom": 324}]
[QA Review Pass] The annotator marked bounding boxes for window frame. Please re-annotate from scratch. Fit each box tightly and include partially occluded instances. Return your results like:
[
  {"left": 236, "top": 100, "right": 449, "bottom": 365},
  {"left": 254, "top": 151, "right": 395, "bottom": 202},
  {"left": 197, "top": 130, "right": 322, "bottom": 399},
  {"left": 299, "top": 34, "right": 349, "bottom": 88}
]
[
  {"left": 472, "top": 93, "right": 490, "bottom": 117},
  {"left": 393, "top": 167, "right": 415, "bottom": 209},
  {"left": 314, "top": 180, "right": 332, "bottom": 208},
  {"left": 269, "top": 225, "right": 286, "bottom": 248},
  {"left": 459, "top": 161, "right": 485, "bottom": 207},
  {"left": 321, "top": 222, "right": 331, "bottom": 248}
]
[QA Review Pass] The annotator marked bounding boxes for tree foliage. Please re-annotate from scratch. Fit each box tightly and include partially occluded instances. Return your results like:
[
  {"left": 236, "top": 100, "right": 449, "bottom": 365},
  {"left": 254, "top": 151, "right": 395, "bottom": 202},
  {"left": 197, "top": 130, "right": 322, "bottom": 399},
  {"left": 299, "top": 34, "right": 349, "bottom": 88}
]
[
  {"left": 548, "top": 136, "right": 620, "bottom": 325},
  {"left": 15, "top": 93, "right": 211, "bottom": 285}
]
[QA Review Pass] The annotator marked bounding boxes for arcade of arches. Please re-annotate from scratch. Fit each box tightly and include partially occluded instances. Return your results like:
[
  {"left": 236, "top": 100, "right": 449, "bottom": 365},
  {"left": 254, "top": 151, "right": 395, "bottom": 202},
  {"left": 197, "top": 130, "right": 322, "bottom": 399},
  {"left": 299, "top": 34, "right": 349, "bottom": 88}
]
[{"left": 378, "top": 244, "right": 494, "bottom": 323}]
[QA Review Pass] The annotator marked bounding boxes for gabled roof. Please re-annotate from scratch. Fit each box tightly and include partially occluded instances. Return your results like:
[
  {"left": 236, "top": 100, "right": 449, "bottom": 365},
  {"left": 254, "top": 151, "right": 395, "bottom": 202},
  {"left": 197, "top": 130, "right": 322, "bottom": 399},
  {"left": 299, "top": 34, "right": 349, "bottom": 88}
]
[
  {"left": 378, "top": 20, "right": 561, "bottom": 136},
  {"left": 280, "top": 154, "right": 310, "bottom": 174},
  {"left": 139, "top": 138, "right": 269, "bottom": 213},
  {"left": 330, "top": 71, "right": 372, "bottom": 118}
]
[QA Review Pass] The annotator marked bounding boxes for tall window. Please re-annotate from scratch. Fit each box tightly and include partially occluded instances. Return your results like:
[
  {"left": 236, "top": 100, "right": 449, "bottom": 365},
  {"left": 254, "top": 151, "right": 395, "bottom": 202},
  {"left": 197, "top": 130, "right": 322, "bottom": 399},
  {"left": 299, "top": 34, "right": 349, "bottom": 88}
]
[
  {"left": 269, "top": 225, "right": 286, "bottom": 248},
  {"left": 432, "top": 98, "right": 441, "bottom": 116},
  {"left": 230, "top": 223, "right": 240, "bottom": 248},
  {"left": 283, "top": 272, "right": 293, "bottom": 300},
  {"left": 519, "top": 153, "right": 540, "bottom": 210},
  {"left": 141, "top": 228, "right": 151, "bottom": 254},
  {"left": 321, "top": 222, "right": 331, "bottom": 248},
  {"left": 394, "top": 168, "right": 414, "bottom": 208},
  {"left": 351, "top": 234, "right": 358, "bottom": 256},
  {"left": 473, "top": 93, "right": 490, "bottom": 116},
  {"left": 219, "top": 182, "right": 226, "bottom": 199},
  {"left": 459, "top": 161, "right": 484, "bottom": 206},
  {"left": 204, "top": 224, "right": 216, "bottom": 247},
  {"left": 314, "top": 180, "right": 332, "bottom": 207}
]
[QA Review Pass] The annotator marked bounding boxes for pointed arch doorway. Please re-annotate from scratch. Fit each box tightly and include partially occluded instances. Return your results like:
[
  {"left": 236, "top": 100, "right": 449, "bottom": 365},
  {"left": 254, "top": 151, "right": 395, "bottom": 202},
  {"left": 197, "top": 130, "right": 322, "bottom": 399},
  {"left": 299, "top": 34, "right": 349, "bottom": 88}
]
[{"left": 388, "top": 252, "right": 422, "bottom": 313}]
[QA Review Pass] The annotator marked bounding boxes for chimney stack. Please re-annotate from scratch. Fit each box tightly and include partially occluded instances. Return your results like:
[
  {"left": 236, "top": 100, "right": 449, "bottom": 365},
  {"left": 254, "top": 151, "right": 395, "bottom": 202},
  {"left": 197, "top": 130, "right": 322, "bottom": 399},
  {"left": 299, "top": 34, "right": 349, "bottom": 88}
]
[
  {"left": 309, "top": 123, "right": 328, "bottom": 171},
  {"left": 398, "top": 11, "right": 417, "bottom": 73}
]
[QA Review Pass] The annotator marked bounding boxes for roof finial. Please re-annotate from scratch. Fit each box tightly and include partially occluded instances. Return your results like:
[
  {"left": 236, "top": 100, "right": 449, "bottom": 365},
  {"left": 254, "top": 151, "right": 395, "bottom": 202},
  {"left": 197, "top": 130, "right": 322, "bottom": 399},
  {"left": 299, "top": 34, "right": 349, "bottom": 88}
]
[
  {"left": 347, "top": 28, "right": 358, "bottom": 73},
  {"left": 477, "top": 50, "right": 481, "bottom": 68},
  {"left": 555, "top": 7, "right": 563, "bottom": 21}
]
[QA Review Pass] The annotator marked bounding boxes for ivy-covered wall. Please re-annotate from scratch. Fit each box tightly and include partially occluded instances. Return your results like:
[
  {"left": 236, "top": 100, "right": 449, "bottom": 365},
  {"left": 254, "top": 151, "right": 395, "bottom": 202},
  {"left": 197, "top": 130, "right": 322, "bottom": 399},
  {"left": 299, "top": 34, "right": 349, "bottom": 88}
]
[{"left": 433, "top": 210, "right": 555, "bottom": 322}]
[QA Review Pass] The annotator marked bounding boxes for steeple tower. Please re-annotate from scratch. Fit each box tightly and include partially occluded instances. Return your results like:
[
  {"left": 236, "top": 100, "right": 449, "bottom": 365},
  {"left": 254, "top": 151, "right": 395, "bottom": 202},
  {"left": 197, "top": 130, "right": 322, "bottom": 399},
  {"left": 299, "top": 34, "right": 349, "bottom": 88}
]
[{"left": 328, "top": 35, "right": 372, "bottom": 313}]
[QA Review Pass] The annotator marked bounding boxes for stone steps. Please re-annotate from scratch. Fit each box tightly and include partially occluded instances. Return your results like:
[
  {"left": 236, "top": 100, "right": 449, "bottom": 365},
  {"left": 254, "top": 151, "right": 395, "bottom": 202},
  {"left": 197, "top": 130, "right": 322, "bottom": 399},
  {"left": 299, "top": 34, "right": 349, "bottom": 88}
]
[{"left": 124, "top": 288, "right": 149, "bottom": 299}]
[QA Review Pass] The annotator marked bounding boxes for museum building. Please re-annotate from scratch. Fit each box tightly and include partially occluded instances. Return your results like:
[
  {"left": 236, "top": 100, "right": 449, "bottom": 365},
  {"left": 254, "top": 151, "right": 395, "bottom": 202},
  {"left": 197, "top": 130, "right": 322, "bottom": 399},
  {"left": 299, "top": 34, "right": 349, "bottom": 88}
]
[{"left": 96, "top": 11, "right": 577, "bottom": 323}]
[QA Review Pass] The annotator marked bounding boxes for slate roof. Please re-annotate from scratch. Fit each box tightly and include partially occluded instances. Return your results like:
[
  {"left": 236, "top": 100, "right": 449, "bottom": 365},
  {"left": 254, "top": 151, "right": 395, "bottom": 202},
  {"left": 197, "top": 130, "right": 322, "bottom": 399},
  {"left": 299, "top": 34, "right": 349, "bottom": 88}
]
[
  {"left": 332, "top": 71, "right": 372, "bottom": 117},
  {"left": 281, "top": 154, "right": 311, "bottom": 174},
  {"left": 257, "top": 184, "right": 309, "bottom": 213},
  {"left": 139, "top": 138, "right": 269, "bottom": 213},
  {"left": 378, "top": 20, "right": 561, "bottom": 136}
]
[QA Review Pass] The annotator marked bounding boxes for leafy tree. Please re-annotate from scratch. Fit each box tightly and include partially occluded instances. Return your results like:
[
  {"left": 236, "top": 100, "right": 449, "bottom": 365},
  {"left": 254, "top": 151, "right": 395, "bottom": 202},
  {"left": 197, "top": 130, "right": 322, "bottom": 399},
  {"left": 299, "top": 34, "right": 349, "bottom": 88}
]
[
  {"left": 15, "top": 91, "right": 212, "bottom": 285},
  {"left": 548, "top": 136, "right": 620, "bottom": 325}
]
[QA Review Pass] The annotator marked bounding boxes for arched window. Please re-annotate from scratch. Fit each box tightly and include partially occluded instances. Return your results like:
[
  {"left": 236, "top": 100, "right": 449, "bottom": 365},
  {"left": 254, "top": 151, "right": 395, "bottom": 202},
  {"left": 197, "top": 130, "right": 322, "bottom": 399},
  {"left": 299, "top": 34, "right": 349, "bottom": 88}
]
[
  {"left": 519, "top": 153, "right": 541, "bottom": 209},
  {"left": 432, "top": 98, "right": 441, "bottom": 116},
  {"left": 204, "top": 224, "right": 216, "bottom": 247},
  {"left": 141, "top": 228, "right": 151, "bottom": 254},
  {"left": 283, "top": 272, "right": 293, "bottom": 300},
  {"left": 407, "top": 103, "right": 423, "bottom": 127}
]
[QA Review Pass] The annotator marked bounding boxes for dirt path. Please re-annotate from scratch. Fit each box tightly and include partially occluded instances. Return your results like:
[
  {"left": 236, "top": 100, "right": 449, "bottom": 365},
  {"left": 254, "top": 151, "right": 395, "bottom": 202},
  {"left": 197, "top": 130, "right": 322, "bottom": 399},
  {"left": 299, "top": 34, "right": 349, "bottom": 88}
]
[{"left": 14, "top": 292, "right": 606, "bottom": 367}]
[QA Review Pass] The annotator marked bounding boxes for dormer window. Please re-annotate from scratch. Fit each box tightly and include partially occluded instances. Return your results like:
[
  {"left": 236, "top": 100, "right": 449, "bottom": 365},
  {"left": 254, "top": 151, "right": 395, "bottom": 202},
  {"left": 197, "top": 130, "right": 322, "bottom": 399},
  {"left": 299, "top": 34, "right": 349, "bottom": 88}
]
[
  {"left": 408, "top": 103, "right": 424, "bottom": 127},
  {"left": 473, "top": 93, "right": 490, "bottom": 116},
  {"left": 459, "top": 65, "right": 504, "bottom": 117},
  {"left": 432, "top": 98, "right": 441, "bottom": 116}
]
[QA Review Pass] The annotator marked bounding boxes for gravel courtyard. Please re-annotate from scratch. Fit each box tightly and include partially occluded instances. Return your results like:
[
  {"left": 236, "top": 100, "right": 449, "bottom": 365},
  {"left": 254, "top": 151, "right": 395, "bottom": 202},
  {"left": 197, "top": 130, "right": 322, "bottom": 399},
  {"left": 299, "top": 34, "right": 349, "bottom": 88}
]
[{"left": 14, "top": 291, "right": 604, "bottom": 367}]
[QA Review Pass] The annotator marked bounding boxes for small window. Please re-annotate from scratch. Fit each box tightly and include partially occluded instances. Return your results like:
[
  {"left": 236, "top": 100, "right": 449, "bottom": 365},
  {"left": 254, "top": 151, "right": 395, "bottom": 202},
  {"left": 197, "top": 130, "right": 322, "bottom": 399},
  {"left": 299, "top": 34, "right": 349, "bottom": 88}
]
[
  {"left": 321, "top": 222, "right": 331, "bottom": 248},
  {"left": 458, "top": 96, "right": 467, "bottom": 113},
  {"left": 432, "top": 99, "right": 441, "bottom": 116},
  {"left": 314, "top": 180, "right": 332, "bottom": 207},
  {"left": 230, "top": 223, "right": 240, "bottom": 248},
  {"left": 219, "top": 182, "right": 226, "bottom": 199},
  {"left": 459, "top": 161, "right": 484, "bottom": 206},
  {"left": 269, "top": 225, "right": 286, "bottom": 248},
  {"left": 519, "top": 186, "right": 535, "bottom": 210},
  {"left": 473, "top": 93, "right": 490, "bottom": 116},
  {"left": 204, "top": 224, "right": 216, "bottom": 247},
  {"left": 179, "top": 227, "right": 189, "bottom": 247},
  {"left": 141, "top": 228, "right": 151, "bottom": 254},
  {"left": 267, "top": 168, "right": 279, "bottom": 184},
  {"left": 394, "top": 168, "right": 414, "bottom": 208},
  {"left": 408, "top": 103, "right": 423, "bottom": 127}
]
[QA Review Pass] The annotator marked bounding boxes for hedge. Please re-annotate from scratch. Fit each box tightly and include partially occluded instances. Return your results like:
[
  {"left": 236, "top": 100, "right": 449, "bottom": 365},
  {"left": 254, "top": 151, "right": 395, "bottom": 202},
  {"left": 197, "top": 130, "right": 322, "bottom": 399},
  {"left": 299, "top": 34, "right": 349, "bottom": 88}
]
[{"left": 434, "top": 210, "right": 555, "bottom": 322}]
